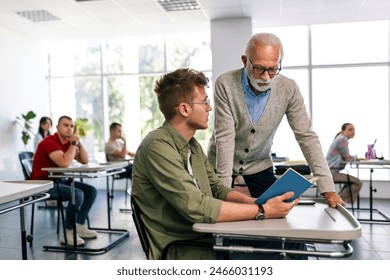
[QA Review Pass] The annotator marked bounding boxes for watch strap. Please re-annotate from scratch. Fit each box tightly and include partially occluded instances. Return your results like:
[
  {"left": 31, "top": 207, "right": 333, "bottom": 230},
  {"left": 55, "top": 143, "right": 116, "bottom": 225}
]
[{"left": 255, "top": 204, "right": 266, "bottom": 220}]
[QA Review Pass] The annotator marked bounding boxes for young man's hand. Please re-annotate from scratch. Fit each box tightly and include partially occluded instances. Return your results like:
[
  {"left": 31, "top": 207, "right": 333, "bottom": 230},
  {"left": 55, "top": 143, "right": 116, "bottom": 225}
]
[{"left": 262, "top": 191, "right": 299, "bottom": 219}]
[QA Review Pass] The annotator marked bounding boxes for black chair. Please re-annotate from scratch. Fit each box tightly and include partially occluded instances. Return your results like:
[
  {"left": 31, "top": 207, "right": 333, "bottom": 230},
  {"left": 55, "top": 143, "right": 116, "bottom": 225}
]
[
  {"left": 130, "top": 196, "right": 150, "bottom": 258},
  {"left": 18, "top": 156, "right": 34, "bottom": 245},
  {"left": 18, "top": 151, "right": 34, "bottom": 177},
  {"left": 130, "top": 196, "right": 217, "bottom": 260},
  {"left": 18, "top": 153, "right": 66, "bottom": 245}
]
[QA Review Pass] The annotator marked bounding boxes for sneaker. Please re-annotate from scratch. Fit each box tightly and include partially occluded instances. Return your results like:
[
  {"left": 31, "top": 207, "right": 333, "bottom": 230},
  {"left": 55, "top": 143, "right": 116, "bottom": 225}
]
[
  {"left": 76, "top": 223, "right": 97, "bottom": 239},
  {"left": 60, "top": 229, "right": 85, "bottom": 247}
]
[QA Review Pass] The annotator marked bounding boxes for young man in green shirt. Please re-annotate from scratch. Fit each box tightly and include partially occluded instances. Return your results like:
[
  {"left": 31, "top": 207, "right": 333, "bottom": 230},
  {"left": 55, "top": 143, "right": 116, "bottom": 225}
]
[{"left": 131, "top": 68, "right": 306, "bottom": 260}]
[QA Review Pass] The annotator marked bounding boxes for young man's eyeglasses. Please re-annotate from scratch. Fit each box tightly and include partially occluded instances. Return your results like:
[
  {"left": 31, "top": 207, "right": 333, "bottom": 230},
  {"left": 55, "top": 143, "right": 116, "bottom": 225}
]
[
  {"left": 248, "top": 59, "right": 281, "bottom": 77},
  {"left": 188, "top": 98, "right": 211, "bottom": 107}
]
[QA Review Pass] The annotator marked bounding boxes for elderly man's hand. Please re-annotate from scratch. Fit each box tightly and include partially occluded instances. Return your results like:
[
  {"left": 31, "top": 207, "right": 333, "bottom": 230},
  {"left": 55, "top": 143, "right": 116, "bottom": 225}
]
[{"left": 323, "top": 192, "right": 345, "bottom": 208}]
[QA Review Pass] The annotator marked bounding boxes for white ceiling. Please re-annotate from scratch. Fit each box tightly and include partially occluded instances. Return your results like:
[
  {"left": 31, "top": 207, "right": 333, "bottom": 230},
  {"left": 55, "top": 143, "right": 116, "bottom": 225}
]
[{"left": 0, "top": 0, "right": 389, "bottom": 39}]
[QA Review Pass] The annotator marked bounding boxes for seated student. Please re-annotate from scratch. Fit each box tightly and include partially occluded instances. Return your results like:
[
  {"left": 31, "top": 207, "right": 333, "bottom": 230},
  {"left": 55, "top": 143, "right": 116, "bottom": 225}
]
[
  {"left": 34, "top": 116, "right": 52, "bottom": 152},
  {"left": 31, "top": 115, "right": 98, "bottom": 247},
  {"left": 132, "top": 68, "right": 307, "bottom": 260},
  {"left": 326, "top": 123, "right": 363, "bottom": 204},
  {"left": 105, "top": 122, "right": 135, "bottom": 179}
]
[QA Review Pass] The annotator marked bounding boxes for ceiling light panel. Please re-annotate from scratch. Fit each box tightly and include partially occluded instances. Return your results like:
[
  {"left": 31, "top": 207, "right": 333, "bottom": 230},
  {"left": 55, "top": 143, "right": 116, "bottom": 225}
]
[
  {"left": 157, "top": 0, "right": 200, "bottom": 12},
  {"left": 16, "top": 10, "right": 60, "bottom": 22}
]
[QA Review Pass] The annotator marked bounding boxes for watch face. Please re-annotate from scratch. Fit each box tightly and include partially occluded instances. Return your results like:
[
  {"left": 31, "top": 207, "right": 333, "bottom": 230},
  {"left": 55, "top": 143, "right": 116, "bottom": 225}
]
[
  {"left": 71, "top": 140, "right": 77, "bottom": 145},
  {"left": 260, "top": 213, "right": 265, "bottom": 220},
  {"left": 256, "top": 212, "right": 265, "bottom": 220}
]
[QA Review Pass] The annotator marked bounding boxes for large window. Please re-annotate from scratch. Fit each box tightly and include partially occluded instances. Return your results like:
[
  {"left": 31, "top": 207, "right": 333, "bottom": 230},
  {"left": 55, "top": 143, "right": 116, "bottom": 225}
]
[
  {"left": 311, "top": 21, "right": 389, "bottom": 65},
  {"left": 256, "top": 20, "right": 390, "bottom": 179},
  {"left": 47, "top": 33, "right": 212, "bottom": 161}
]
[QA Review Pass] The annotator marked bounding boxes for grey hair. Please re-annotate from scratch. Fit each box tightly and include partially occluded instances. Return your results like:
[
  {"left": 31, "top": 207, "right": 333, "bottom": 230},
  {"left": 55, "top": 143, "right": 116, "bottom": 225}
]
[{"left": 243, "top": 33, "right": 284, "bottom": 62}]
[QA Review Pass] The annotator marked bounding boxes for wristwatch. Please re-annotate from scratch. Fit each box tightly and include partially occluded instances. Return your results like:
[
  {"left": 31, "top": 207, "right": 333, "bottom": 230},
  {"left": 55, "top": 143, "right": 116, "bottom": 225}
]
[
  {"left": 255, "top": 204, "right": 266, "bottom": 220},
  {"left": 71, "top": 140, "right": 78, "bottom": 146}
]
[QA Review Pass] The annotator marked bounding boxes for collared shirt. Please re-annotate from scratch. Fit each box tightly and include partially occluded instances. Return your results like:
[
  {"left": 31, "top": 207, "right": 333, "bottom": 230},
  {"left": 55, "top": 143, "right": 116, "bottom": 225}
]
[
  {"left": 132, "top": 121, "right": 232, "bottom": 260},
  {"left": 31, "top": 133, "right": 70, "bottom": 180},
  {"left": 242, "top": 68, "right": 271, "bottom": 124}
]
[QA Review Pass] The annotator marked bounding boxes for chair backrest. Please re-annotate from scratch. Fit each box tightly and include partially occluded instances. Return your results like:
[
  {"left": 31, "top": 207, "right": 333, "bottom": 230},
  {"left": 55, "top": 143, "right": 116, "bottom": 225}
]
[
  {"left": 18, "top": 152, "right": 34, "bottom": 180},
  {"left": 19, "top": 151, "right": 34, "bottom": 162},
  {"left": 130, "top": 196, "right": 150, "bottom": 259},
  {"left": 21, "top": 158, "right": 33, "bottom": 180}
]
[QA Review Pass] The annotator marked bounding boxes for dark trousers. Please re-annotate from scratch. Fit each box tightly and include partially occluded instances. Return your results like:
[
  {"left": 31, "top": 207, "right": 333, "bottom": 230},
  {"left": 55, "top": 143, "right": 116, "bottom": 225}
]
[
  {"left": 118, "top": 164, "right": 133, "bottom": 179},
  {"left": 233, "top": 167, "right": 308, "bottom": 259},
  {"left": 242, "top": 166, "right": 277, "bottom": 198}
]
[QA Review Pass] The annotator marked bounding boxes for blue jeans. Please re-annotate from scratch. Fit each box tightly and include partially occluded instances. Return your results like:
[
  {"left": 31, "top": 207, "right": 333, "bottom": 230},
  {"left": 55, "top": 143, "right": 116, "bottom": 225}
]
[{"left": 47, "top": 180, "right": 97, "bottom": 230}]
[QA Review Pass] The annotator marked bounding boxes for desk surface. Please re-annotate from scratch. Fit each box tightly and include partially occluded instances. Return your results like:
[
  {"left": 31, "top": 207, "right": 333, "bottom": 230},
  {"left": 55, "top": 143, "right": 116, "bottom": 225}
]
[
  {"left": 42, "top": 161, "right": 129, "bottom": 173},
  {"left": 348, "top": 159, "right": 390, "bottom": 166},
  {"left": 0, "top": 180, "right": 53, "bottom": 205},
  {"left": 193, "top": 201, "right": 361, "bottom": 241}
]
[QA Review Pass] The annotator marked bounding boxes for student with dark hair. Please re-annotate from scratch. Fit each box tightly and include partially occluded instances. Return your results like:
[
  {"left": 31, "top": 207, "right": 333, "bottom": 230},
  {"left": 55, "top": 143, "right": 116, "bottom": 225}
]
[
  {"left": 31, "top": 115, "right": 98, "bottom": 246},
  {"left": 105, "top": 122, "right": 135, "bottom": 179},
  {"left": 34, "top": 116, "right": 52, "bottom": 151},
  {"left": 326, "top": 123, "right": 363, "bottom": 204}
]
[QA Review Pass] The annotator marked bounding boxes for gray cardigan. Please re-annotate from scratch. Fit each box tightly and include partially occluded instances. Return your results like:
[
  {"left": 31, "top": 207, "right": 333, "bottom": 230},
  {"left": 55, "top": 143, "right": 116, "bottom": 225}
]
[{"left": 207, "top": 68, "right": 335, "bottom": 194}]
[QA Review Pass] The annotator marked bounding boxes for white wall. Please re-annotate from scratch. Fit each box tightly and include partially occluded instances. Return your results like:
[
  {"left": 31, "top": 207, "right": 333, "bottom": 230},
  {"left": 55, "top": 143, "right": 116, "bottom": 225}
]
[{"left": 0, "top": 35, "right": 50, "bottom": 180}]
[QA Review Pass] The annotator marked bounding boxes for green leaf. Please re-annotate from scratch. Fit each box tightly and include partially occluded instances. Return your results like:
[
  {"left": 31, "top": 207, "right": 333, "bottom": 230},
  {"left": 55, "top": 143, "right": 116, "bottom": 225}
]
[
  {"left": 24, "top": 111, "right": 36, "bottom": 121},
  {"left": 22, "top": 131, "right": 30, "bottom": 145}
]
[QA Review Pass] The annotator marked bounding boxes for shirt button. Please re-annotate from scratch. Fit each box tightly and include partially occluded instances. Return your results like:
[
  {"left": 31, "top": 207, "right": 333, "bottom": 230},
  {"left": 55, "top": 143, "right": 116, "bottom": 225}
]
[
  {"left": 251, "top": 129, "right": 255, "bottom": 133},
  {"left": 239, "top": 160, "right": 244, "bottom": 164},
  {"left": 245, "top": 148, "right": 249, "bottom": 153}
]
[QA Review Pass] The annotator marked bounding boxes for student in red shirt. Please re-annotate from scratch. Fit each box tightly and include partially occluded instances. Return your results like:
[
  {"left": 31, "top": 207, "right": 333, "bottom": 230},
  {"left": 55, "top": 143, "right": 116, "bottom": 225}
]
[{"left": 31, "top": 116, "right": 98, "bottom": 247}]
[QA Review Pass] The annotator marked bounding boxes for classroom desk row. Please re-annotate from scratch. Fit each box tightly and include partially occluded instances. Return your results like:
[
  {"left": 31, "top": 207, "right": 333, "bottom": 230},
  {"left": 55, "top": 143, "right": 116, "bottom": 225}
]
[{"left": 1, "top": 162, "right": 363, "bottom": 260}]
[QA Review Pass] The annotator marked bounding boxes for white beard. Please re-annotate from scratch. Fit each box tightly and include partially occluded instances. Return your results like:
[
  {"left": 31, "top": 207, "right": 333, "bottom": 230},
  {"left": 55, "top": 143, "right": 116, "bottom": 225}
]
[{"left": 248, "top": 74, "right": 272, "bottom": 92}]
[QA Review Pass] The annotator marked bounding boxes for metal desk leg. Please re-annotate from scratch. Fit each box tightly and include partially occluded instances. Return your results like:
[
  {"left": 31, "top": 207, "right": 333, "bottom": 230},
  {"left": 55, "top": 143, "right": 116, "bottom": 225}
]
[
  {"left": 71, "top": 179, "right": 77, "bottom": 248},
  {"left": 369, "top": 168, "right": 374, "bottom": 220},
  {"left": 19, "top": 199, "right": 27, "bottom": 260},
  {"left": 106, "top": 176, "right": 111, "bottom": 229},
  {"left": 354, "top": 167, "right": 390, "bottom": 224}
]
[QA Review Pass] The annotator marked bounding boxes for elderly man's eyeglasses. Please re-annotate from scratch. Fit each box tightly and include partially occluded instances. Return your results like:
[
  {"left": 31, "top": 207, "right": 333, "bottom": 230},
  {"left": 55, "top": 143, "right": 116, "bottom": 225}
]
[
  {"left": 188, "top": 98, "right": 211, "bottom": 107},
  {"left": 248, "top": 59, "right": 281, "bottom": 77}
]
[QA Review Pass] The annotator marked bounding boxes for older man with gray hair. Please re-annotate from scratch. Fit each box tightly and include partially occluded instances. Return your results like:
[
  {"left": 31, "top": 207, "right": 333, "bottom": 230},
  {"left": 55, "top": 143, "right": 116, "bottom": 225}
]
[{"left": 208, "top": 33, "right": 343, "bottom": 208}]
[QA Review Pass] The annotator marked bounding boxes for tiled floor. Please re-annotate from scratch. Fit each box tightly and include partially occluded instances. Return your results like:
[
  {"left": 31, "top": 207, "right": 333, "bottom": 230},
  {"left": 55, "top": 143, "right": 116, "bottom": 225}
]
[
  {"left": 0, "top": 187, "right": 389, "bottom": 260},
  {"left": 0, "top": 187, "right": 145, "bottom": 260}
]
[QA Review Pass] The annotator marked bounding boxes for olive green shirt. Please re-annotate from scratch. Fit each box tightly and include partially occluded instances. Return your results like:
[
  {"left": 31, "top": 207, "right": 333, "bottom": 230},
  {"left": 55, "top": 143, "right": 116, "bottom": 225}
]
[{"left": 132, "top": 121, "right": 232, "bottom": 260}]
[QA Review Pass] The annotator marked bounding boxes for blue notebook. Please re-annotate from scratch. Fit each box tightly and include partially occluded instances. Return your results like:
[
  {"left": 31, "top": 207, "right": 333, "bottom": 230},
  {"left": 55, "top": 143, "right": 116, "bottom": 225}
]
[{"left": 255, "top": 168, "right": 316, "bottom": 205}]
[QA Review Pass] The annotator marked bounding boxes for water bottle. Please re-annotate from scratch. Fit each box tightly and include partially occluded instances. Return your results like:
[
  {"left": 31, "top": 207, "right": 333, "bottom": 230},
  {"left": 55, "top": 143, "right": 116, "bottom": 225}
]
[{"left": 365, "top": 144, "right": 376, "bottom": 159}]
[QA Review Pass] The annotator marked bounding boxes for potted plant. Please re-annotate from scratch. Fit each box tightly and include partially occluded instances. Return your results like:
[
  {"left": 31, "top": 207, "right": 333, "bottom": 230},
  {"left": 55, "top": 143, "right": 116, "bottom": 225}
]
[
  {"left": 16, "top": 110, "right": 36, "bottom": 148},
  {"left": 75, "top": 117, "right": 91, "bottom": 137},
  {"left": 75, "top": 117, "right": 95, "bottom": 161}
]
